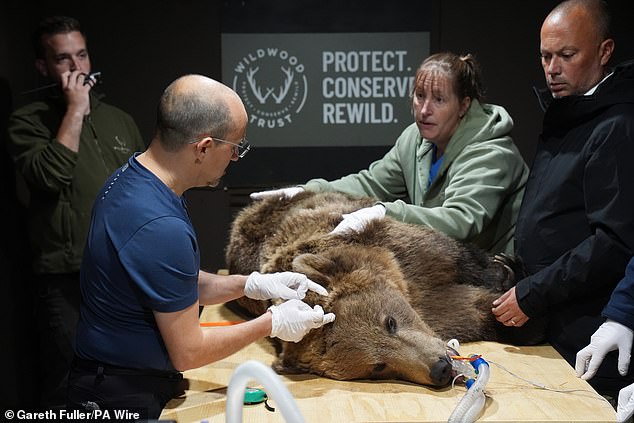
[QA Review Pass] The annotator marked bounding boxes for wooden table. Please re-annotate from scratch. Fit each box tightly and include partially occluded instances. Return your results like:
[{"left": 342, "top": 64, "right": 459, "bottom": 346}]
[{"left": 160, "top": 304, "right": 616, "bottom": 422}]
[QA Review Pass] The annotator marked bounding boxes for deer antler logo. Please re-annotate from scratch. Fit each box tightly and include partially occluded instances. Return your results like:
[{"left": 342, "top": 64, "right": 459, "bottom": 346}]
[
  {"left": 246, "top": 66, "right": 295, "bottom": 104},
  {"left": 230, "top": 45, "right": 308, "bottom": 129}
]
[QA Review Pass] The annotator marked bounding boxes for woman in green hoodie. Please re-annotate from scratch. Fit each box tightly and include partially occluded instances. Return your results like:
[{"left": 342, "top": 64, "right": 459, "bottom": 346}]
[{"left": 252, "top": 52, "right": 528, "bottom": 254}]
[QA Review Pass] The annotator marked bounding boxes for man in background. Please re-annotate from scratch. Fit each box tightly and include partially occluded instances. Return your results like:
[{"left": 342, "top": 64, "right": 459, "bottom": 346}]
[
  {"left": 492, "top": 0, "right": 634, "bottom": 397},
  {"left": 7, "top": 15, "right": 145, "bottom": 409}
]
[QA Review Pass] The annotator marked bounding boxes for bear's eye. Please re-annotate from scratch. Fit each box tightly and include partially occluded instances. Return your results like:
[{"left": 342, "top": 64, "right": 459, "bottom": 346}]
[
  {"left": 372, "top": 362, "right": 387, "bottom": 373},
  {"left": 385, "top": 316, "right": 397, "bottom": 334}
]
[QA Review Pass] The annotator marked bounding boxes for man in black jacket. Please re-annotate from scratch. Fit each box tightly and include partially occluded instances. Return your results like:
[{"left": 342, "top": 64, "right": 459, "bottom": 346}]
[{"left": 491, "top": 0, "right": 634, "bottom": 396}]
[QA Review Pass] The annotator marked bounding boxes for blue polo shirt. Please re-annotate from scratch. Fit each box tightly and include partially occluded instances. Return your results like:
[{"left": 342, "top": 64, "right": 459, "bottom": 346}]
[{"left": 75, "top": 154, "right": 199, "bottom": 371}]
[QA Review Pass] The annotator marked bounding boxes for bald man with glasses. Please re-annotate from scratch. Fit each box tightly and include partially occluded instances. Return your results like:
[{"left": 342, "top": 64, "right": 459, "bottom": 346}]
[{"left": 67, "top": 75, "right": 334, "bottom": 419}]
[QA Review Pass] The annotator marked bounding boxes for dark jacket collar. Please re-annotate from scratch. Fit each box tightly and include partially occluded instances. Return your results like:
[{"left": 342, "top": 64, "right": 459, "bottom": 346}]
[{"left": 534, "top": 60, "right": 634, "bottom": 134}]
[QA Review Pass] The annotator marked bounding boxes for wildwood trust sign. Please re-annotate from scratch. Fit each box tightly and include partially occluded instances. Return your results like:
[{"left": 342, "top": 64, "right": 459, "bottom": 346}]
[{"left": 222, "top": 32, "right": 429, "bottom": 147}]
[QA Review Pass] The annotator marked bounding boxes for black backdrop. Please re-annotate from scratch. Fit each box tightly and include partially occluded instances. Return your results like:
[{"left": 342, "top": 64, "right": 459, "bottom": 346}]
[{"left": 3, "top": 0, "right": 633, "bottom": 185}]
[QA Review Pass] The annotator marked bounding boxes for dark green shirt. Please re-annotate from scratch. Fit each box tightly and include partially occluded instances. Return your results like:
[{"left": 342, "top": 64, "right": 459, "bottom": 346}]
[{"left": 8, "top": 92, "right": 146, "bottom": 274}]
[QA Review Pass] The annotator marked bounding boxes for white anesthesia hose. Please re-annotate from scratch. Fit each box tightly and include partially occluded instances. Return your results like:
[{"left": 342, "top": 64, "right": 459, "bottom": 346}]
[
  {"left": 225, "top": 360, "right": 305, "bottom": 423},
  {"left": 447, "top": 357, "right": 490, "bottom": 423}
]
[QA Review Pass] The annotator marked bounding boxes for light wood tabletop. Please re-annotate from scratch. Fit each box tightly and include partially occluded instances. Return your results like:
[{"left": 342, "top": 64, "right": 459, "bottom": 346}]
[{"left": 160, "top": 303, "right": 616, "bottom": 423}]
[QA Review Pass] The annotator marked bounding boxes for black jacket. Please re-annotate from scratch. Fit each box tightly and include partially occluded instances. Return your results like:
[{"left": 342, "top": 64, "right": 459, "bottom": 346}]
[
  {"left": 514, "top": 60, "right": 634, "bottom": 362},
  {"left": 604, "top": 256, "right": 634, "bottom": 329}
]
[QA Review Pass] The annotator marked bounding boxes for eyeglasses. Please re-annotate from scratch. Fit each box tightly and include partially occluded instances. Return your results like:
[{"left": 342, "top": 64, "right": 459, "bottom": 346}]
[
  {"left": 190, "top": 136, "right": 251, "bottom": 159},
  {"left": 213, "top": 137, "right": 251, "bottom": 159}
]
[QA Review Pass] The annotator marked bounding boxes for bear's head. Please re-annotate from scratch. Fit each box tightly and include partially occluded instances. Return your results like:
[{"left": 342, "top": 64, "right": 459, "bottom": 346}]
[{"left": 272, "top": 244, "right": 454, "bottom": 387}]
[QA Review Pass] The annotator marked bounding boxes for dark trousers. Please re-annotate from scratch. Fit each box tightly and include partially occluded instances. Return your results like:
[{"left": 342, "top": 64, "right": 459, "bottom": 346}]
[
  {"left": 66, "top": 357, "right": 185, "bottom": 421},
  {"left": 36, "top": 272, "right": 80, "bottom": 410}
]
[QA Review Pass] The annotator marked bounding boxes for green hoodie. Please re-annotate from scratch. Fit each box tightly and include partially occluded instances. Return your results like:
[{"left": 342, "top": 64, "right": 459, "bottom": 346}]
[
  {"left": 304, "top": 100, "right": 528, "bottom": 254},
  {"left": 8, "top": 93, "right": 146, "bottom": 274}
]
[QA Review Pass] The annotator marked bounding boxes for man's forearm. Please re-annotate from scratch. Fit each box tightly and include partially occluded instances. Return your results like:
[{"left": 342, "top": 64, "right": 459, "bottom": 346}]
[
  {"left": 55, "top": 107, "right": 85, "bottom": 152},
  {"left": 198, "top": 270, "right": 247, "bottom": 305}
]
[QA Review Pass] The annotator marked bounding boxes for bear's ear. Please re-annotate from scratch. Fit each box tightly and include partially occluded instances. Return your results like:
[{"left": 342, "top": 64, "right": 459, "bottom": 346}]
[{"left": 292, "top": 253, "right": 334, "bottom": 288}]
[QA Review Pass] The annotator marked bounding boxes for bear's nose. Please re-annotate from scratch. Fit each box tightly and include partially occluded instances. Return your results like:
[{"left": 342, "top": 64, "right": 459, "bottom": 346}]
[{"left": 430, "top": 357, "right": 452, "bottom": 386}]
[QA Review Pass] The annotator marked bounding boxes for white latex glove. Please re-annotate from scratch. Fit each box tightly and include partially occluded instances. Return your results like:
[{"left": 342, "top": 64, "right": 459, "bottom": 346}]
[
  {"left": 268, "top": 299, "right": 336, "bottom": 342},
  {"left": 330, "top": 204, "right": 386, "bottom": 234},
  {"left": 617, "top": 382, "right": 634, "bottom": 422},
  {"left": 250, "top": 187, "right": 304, "bottom": 200},
  {"left": 244, "top": 271, "right": 328, "bottom": 300},
  {"left": 575, "top": 320, "right": 634, "bottom": 380}
]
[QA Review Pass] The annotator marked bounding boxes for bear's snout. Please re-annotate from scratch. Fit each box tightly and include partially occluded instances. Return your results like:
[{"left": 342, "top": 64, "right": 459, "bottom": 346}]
[{"left": 430, "top": 356, "right": 452, "bottom": 386}]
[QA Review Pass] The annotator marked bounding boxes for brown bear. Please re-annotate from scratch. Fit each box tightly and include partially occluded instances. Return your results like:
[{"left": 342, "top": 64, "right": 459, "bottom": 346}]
[{"left": 225, "top": 191, "right": 545, "bottom": 387}]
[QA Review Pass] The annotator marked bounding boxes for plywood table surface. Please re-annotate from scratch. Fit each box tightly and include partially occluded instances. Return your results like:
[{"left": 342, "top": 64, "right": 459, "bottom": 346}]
[{"left": 161, "top": 303, "right": 616, "bottom": 423}]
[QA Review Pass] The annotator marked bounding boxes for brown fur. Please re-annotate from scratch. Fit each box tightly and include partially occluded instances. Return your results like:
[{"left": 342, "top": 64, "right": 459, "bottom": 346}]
[{"left": 226, "top": 191, "right": 545, "bottom": 386}]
